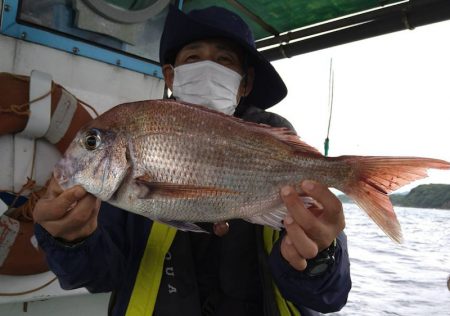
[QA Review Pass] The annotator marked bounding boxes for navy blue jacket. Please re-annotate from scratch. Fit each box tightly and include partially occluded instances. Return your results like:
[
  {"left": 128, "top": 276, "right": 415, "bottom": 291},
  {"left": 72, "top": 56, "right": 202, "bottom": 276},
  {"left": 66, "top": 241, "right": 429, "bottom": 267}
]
[
  {"left": 35, "top": 205, "right": 350, "bottom": 316},
  {"left": 34, "top": 107, "right": 351, "bottom": 315}
]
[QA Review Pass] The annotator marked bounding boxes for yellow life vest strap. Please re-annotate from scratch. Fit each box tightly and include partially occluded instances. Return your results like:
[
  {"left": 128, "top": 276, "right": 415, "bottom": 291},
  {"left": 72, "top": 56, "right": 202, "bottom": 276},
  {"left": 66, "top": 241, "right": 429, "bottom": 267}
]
[
  {"left": 263, "top": 227, "right": 301, "bottom": 316},
  {"left": 126, "top": 222, "right": 177, "bottom": 316},
  {"left": 126, "top": 223, "right": 299, "bottom": 316}
]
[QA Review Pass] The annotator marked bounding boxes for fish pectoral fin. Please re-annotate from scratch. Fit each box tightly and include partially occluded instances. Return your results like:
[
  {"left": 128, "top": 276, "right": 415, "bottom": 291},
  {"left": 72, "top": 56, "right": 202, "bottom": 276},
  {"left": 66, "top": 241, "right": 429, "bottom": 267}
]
[
  {"left": 243, "top": 208, "right": 287, "bottom": 230},
  {"left": 157, "top": 219, "right": 209, "bottom": 233},
  {"left": 135, "top": 177, "right": 237, "bottom": 198}
]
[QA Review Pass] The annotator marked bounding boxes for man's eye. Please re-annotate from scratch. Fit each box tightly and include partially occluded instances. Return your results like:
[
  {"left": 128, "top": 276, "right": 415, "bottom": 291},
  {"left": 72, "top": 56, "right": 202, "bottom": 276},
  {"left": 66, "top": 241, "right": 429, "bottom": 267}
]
[
  {"left": 185, "top": 55, "right": 200, "bottom": 62},
  {"left": 218, "top": 56, "right": 233, "bottom": 64}
]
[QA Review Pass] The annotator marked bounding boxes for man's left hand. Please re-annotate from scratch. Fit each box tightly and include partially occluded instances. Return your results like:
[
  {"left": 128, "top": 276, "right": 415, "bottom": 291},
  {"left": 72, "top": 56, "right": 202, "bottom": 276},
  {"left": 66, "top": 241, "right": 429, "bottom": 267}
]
[{"left": 279, "top": 180, "right": 345, "bottom": 271}]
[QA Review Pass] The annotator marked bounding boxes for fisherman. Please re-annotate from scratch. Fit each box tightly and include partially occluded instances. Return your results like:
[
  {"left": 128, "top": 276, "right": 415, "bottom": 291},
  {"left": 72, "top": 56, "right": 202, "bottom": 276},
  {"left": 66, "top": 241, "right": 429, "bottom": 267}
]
[{"left": 33, "top": 5, "right": 351, "bottom": 316}]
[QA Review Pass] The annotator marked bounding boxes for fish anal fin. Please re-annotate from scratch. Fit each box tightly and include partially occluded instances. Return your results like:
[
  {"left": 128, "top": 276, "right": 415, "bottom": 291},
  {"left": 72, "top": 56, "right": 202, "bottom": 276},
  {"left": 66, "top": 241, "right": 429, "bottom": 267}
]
[
  {"left": 135, "top": 176, "right": 238, "bottom": 199},
  {"left": 244, "top": 210, "right": 285, "bottom": 230},
  {"left": 157, "top": 219, "right": 209, "bottom": 233},
  {"left": 243, "top": 196, "right": 319, "bottom": 230}
]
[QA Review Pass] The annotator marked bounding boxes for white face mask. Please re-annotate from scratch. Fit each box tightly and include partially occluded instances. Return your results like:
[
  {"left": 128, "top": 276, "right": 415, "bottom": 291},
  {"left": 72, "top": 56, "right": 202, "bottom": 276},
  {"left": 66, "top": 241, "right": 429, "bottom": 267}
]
[{"left": 172, "top": 60, "right": 243, "bottom": 115}]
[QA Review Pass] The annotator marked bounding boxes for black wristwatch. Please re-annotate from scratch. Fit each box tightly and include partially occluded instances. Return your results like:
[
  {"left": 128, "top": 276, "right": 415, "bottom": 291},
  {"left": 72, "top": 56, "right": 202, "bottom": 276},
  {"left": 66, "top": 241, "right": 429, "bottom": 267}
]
[{"left": 304, "top": 239, "right": 337, "bottom": 277}]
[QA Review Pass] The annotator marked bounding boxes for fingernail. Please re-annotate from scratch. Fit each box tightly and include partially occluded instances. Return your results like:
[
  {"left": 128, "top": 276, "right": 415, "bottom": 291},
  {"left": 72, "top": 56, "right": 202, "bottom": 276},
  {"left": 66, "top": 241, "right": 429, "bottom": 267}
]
[
  {"left": 213, "top": 222, "right": 229, "bottom": 237},
  {"left": 281, "top": 186, "right": 292, "bottom": 197},
  {"left": 302, "top": 180, "right": 315, "bottom": 192},
  {"left": 67, "top": 201, "right": 77, "bottom": 212},
  {"left": 284, "top": 214, "right": 294, "bottom": 225},
  {"left": 285, "top": 236, "right": 292, "bottom": 245},
  {"left": 74, "top": 188, "right": 85, "bottom": 199}
]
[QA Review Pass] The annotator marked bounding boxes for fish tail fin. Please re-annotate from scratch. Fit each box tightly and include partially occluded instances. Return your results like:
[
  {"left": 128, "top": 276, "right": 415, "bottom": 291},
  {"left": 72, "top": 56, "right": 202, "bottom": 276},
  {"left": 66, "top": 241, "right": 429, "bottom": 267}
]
[{"left": 336, "top": 156, "right": 450, "bottom": 243}]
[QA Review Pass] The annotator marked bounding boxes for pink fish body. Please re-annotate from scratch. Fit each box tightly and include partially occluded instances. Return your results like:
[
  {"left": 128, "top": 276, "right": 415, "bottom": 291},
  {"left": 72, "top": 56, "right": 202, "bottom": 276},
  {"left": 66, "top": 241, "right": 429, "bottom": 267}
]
[{"left": 54, "top": 100, "right": 450, "bottom": 242}]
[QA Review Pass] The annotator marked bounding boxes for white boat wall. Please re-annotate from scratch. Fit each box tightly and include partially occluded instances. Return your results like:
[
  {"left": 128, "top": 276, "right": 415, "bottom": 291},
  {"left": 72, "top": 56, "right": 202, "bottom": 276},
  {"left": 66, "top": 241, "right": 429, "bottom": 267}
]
[{"left": 0, "top": 0, "right": 165, "bottom": 314}]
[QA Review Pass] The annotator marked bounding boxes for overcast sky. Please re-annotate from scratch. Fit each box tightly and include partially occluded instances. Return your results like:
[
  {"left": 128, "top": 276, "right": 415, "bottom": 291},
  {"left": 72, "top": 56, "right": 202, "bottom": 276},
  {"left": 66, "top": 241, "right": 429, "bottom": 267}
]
[{"left": 271, "top": 19, "right": 450, "bottom": 192}]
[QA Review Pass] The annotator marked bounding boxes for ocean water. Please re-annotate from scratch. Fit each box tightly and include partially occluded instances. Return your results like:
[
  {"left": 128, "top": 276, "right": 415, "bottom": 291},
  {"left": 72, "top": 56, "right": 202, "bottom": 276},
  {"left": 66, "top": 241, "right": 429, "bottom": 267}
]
[{"left": 331, "top": 204, "right": 450, "bottom": 316}]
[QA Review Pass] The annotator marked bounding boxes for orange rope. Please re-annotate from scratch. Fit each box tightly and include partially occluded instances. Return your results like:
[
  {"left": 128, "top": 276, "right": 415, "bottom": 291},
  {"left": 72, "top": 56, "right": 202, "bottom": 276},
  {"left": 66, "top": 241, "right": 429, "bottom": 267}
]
[
  {"left": 0, "top": 74, "right": 51, "bottom": 218},
  {"left": 0, "top": 104, "right": 30, "bottom": 116},
  {"left": 0, "top": 73, "right": 98, "bottom": 118},
  {"left": 76, "top": 95, "right": 99, "bottom": 117},
  {"left": 0, "top": 74, "right": 95, "bottom": 219},
  {"left": 1, "top": 180, "right": 48, "bottom": 222},
  {"left": 0, "top": 86, "right": 54, "bottom": 117}
]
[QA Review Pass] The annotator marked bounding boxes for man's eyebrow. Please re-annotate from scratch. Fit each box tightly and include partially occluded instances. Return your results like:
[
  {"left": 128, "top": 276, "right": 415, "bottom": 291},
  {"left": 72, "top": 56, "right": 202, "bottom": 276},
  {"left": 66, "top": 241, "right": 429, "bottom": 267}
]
[
  {"left": 215, "top": 43, "right": 240, "bottom": 55},
  {"left": 180, "top": 41, "right": 242, "bottom": 59},
  {"left": 182, "top": 42, "right": 203, "bottom": 51}
]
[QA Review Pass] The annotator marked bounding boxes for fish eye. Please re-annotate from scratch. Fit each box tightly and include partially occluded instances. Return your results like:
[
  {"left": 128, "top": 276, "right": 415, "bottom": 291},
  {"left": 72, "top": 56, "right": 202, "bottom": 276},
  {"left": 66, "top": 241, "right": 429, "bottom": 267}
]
[{"left": 83, "top": 129, "right": 101, "bottom": 150}]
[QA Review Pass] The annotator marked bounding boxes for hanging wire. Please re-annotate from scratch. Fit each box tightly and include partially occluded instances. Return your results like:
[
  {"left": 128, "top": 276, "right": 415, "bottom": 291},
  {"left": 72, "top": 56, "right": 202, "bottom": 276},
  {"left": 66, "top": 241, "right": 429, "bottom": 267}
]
[
  {"left": 0, "top": 277, "right": 58, "bottom": 296},
  {"left": 324, "top": 58, "right": 334, "bottom": 157}
]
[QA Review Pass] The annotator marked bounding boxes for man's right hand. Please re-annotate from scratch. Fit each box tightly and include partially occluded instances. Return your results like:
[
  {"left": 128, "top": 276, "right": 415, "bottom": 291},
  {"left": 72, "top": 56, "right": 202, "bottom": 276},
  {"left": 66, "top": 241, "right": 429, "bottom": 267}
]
[{"left": 33, "top": 177, "right": 101, "bottom": 242}]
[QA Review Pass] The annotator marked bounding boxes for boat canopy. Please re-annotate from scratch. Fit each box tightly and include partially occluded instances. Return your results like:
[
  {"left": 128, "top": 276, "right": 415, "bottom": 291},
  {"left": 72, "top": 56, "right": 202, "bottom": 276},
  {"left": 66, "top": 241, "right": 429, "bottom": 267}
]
[{"left": 181, "top": 0, "right": 450, "bottom": 61}]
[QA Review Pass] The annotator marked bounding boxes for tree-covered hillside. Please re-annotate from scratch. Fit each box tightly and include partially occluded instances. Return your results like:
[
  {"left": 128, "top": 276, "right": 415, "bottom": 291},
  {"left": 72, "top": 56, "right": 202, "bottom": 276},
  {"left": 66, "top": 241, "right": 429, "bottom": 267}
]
[{"left": 338, "top": 184, "right": 450, "bottom": 209}]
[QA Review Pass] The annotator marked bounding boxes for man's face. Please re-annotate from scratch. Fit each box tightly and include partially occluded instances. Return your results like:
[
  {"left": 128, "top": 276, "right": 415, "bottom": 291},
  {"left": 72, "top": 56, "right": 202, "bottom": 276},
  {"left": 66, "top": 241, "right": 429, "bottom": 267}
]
[
  {"left": 162, "top": 38, "right": 254, "bottom": 100},
  {"left": 174, "top": 38, "right": 245, "bottom": 74}
]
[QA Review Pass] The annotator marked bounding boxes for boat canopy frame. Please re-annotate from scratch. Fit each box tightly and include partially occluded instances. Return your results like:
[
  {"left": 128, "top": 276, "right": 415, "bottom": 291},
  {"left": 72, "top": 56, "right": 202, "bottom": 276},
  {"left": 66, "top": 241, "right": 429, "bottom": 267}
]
[{"left": 1, "top": 0, "right": 449, "bottom": 77}]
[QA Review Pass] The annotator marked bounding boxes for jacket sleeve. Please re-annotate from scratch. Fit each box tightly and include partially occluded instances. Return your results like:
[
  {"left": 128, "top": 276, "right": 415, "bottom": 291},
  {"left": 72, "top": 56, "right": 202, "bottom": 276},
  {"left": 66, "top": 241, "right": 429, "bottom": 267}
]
[
  {"left": 34, "top": 203, "right": 140, "bottom": 293},
  {"left": 269, "top": 232, "right": 351, "bottom": 314}
]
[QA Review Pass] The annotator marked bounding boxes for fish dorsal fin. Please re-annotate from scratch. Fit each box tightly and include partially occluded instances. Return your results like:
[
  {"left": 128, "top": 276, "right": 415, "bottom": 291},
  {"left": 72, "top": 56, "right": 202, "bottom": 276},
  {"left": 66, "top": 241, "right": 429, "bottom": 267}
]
[
  {"left": 176, "top": 101, "right": 323, "bottom": 157},
  {"left": 259, "top": 127, "right": 323, "bottom": 157},
  {"left": 135, "top": 175, "right": 238, "bottom": 199}
]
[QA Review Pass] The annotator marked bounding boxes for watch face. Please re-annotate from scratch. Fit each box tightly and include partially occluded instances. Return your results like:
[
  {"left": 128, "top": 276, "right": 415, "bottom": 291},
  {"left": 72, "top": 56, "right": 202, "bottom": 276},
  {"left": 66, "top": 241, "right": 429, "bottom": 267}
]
[
  {"left": 305, "top": 254, "right": 335, "bottom": 277},
  {"left": 304, "top": 240, "right": 337, "bottom": 277},
  {"left": 309, "top": 263, "right": 329, "bottom": 276}
]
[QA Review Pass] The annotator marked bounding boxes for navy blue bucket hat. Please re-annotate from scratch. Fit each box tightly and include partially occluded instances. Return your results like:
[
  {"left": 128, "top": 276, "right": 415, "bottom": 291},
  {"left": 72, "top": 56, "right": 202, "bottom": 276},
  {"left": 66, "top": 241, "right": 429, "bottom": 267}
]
[{"left": 159, "top": 5, "right": 287, "bottom": 110}]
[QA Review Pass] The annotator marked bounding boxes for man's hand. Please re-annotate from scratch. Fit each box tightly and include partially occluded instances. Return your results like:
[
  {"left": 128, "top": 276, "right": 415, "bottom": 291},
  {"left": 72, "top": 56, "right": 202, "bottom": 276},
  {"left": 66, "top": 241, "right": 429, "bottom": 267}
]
[
  {"left": 33, "top": 177, "right": 101, "bottom": 242},
  {"left": 279, "top": 180, "right": 345, "bottom": 271}
]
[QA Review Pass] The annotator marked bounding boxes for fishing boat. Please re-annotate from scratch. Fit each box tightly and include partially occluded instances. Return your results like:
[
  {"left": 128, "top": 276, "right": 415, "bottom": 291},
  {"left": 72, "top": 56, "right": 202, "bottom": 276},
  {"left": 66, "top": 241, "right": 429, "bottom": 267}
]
[{"left": 1, "top": 0, "right": 449, "bottom": 314}]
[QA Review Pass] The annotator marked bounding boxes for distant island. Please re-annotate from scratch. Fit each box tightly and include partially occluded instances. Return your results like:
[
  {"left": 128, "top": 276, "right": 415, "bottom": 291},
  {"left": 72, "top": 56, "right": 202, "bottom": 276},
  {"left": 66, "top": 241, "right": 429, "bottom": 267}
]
[{"left": 338, "top": 184, "right": 450, "bottom": 210}]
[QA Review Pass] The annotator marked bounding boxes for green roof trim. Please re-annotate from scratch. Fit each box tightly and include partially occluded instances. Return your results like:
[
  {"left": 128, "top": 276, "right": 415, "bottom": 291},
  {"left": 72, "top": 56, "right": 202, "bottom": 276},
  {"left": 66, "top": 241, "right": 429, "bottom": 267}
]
[{"left": 182, "top": 0, "right": 403, "bottom": 40}]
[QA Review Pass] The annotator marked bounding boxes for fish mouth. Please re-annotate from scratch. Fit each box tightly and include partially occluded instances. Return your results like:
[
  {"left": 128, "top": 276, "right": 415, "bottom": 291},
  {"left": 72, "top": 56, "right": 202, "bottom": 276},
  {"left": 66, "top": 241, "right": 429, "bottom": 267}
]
[
  {"left": 53, "top": 167, "right": 67, "bottom": 185},
  {"left": 53, "top": 158, "right": 75, "bottom": 190}
]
